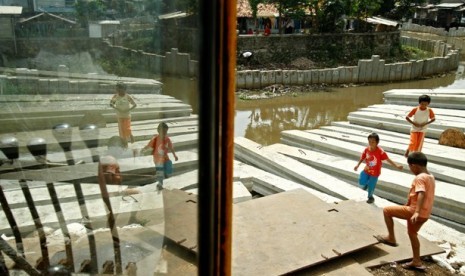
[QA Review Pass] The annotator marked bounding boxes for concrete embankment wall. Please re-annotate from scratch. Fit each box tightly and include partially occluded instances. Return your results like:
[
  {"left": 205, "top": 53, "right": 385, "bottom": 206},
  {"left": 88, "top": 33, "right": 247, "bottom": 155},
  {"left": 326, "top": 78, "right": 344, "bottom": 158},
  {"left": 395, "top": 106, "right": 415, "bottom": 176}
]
[
  {"left": 0, "top": 67, "right": 162, "bottom": 94},
  {"left": 401, "top": 21, "right": 465, "bottom": 58},
  {"left": 236, "top": 37, "right": 460, "bottom": 89}
]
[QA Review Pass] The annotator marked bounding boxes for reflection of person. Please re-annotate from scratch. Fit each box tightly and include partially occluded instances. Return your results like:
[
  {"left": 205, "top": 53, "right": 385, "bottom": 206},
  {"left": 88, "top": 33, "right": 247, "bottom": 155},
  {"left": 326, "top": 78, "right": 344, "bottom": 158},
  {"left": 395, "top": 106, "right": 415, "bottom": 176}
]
[
  {"left": 264, "top": 23, "right": 271, "bottom": 36},
  {"left": 354, "top": 133, "right": 403, "bottom": 204},
  {"left": 110, "top": 82, "right": 137, "bottom": 144},
  {"left": 142, "top": 122, "right": 178, "bottom": 190},
  {"left": 99, "top": 136, "right": 126, "bottom": 185},
  {"left": 405, "top": 95, "right": 435, "bottom": 158},
  {"left": 375, "top": 152, "right": 435, "bottom": 272}
]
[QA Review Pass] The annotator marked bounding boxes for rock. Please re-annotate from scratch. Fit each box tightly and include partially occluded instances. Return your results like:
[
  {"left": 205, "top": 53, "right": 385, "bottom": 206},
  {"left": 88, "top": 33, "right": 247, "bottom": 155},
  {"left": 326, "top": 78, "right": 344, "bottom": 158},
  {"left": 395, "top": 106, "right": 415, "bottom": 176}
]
[{"left": 438, "top": 128, "right": 465, "bottom": 149}]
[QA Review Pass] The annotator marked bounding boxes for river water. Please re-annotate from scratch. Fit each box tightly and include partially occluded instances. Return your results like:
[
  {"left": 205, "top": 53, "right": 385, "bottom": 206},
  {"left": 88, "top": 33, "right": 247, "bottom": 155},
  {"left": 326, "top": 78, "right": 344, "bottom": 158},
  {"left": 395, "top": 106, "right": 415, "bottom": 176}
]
[{"left": 163, "top": 63, "right": 465, "bottom": 146}]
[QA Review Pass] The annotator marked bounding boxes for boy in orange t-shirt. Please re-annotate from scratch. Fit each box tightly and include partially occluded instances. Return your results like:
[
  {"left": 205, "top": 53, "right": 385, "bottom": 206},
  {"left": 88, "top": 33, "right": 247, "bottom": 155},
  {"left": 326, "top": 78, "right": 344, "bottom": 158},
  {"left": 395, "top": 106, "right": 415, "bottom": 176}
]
[
  {"left": 354, "top": 133, "right": 403, "bottom": 204},
  {"left": 142, "top": 122, "right": 178, "bottom": 190},
  {"left": 376, "top": 152, "right": 435, "bottom": 272}
]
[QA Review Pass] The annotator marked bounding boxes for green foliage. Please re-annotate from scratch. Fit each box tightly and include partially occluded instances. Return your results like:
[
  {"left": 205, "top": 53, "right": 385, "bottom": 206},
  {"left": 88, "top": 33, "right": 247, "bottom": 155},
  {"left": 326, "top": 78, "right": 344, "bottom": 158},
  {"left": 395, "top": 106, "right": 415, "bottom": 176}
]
[
  {"left": 74, "top": 0, "right": 105, "bottom": 26},
  {"left": 400, "top": 45, "right": 434, "bottom": 60},
  {"left": 98, "top": 56, "right": 139, "bottom": 76},
  {"left": 317, "top": 0, "right": 346, "bottom": 33},
  {"left": 348, "top": 0, "right": 383, "bottom": 19}
]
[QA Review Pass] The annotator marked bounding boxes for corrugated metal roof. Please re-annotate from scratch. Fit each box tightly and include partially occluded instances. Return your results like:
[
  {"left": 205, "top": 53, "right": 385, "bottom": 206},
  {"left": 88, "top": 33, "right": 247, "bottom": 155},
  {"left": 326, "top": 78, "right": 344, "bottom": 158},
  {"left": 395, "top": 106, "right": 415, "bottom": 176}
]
[
  {"left": 99, "top": 20, "right": 120, "bottom": 24},
  {"left": 0, "top": 6, "right": 23, "bottom": 15},
  {"left": 158, "top": 11, "right": 188, "bottom": 20},
  {"left": 18, "top": 12, "right": 76, "bottom": 24},
  {"left": 435, "top": 3, "right": 464, "bottom": 9},
  {"left": 366, "top": 16, "right": 399, "bottom": 27}
]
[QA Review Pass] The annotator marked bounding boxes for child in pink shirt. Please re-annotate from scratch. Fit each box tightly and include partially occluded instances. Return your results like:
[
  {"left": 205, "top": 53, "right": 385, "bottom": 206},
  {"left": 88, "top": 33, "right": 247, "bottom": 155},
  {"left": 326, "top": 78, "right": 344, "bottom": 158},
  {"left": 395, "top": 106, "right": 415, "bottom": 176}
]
[{"left": 376, "top": 152, "right": 435, "bottom": 272}]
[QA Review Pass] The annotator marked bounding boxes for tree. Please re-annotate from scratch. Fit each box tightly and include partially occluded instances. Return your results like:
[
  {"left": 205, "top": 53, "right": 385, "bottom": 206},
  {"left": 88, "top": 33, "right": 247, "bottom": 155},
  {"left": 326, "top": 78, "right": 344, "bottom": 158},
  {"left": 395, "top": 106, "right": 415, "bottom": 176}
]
[
  {"left": 317, "top": 0, "right": 347, "bottom": 32},
  {"left": 347, "top": 0, "right": 382, "bottom": 31},
  {"left": 74, "top": 0, "right": 106, "bottom": 26},
  {"left": 263, "top": 0, "right": 309, "bottom": 33}
]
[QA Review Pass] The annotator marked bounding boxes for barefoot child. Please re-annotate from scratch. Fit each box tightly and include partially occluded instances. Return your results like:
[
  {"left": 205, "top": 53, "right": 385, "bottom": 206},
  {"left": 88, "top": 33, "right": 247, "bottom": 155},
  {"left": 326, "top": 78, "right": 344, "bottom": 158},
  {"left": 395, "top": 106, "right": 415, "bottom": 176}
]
[
  {"left": 405, "top": 94, "right": 435, "bottom": 157},
  {"left": 376, "top": 152, "right": 435, "bottom": 272},
  {"left": 354, "top": 133, "right": 403, "bottom": 203},
  {"left": 110, "top": 82, "right": 137, "bottom": 144},
  {"left": 142, "top": 122, "right": 178, "bottom": 190}
]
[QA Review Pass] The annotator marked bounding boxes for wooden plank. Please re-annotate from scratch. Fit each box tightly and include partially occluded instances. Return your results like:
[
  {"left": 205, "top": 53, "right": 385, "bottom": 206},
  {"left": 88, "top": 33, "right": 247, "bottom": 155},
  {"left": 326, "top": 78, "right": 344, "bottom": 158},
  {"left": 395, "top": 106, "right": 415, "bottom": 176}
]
[
  {"left": 232, "top": 189, "right": 378, "bottom": 275},
  {"left": 335, "top": 200, "right": 444, "bottom": 268},
  {"left": 292, "top": 256, "right": 373, "bottom": 275}
]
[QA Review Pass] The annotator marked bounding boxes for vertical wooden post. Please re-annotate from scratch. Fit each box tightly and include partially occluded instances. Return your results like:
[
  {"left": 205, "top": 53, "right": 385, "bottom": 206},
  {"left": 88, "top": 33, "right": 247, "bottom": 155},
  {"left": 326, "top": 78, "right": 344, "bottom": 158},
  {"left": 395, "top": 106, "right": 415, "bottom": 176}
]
[{"left": 198, "top": 0, "right": 237, "bottom": 275}]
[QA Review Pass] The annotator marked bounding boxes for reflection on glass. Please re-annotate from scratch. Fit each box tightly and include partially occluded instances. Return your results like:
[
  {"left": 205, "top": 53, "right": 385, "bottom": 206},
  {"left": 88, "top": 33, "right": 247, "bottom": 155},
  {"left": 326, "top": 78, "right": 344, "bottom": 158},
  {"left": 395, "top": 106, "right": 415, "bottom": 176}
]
[{"left": 0, "top": 0, "right": 199, "bottom": 274}]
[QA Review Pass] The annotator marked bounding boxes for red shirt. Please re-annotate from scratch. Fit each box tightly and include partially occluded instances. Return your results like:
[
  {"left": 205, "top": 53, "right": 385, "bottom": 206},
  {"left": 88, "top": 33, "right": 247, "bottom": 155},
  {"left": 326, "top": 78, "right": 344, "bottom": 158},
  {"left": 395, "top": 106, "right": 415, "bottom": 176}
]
[
  {"left": 146, "top": 135, "right": 173, "bottom": 165},
  {"left": 361, "top": 146, "right": 388, "bottom": 177}
]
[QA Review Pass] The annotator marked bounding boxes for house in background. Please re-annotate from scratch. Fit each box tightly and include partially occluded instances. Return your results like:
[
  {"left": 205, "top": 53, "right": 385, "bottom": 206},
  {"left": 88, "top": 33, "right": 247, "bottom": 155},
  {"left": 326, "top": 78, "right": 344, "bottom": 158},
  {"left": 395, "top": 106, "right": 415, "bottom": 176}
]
[
  {"left": 0, "top": 5, "right": 22, "bottom": 54},
  {"left": 16, "top": 11, "right": 76, "bottom": 37},
  {"left": 412, "top": 1, "right": 465, "bottom": 29},
  {"left": 236, "top": 0, "right": 278, "bottom": 34},
  {"left": 89, "top": 20, "right": 120, "bottom": 38}
]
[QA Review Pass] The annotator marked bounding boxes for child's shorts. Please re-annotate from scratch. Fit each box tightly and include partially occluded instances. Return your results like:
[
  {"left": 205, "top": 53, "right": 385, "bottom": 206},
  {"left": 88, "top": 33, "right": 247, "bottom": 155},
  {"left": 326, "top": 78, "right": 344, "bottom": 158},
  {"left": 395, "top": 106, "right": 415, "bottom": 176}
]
[{"left": 156, "top": 160, "right": 173, "bottom": 178}]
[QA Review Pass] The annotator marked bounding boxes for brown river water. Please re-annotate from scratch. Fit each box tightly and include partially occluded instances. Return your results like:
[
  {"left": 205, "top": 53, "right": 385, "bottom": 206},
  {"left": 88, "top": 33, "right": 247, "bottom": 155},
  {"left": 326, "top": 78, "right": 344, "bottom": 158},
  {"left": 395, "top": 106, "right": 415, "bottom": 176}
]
[{"left": 163, "top": 65, "right": 465, "bottom": 146}]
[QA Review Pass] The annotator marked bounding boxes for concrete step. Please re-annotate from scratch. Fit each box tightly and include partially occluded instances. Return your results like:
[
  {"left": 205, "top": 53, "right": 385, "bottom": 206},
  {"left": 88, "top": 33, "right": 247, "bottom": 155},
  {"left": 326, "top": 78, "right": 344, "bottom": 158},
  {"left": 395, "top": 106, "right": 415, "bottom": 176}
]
[
  {"left": 234, "top": 137, "right": 372, "bottom": 201},
  {"left": 383, "top": 89, "right": 465, "bottom": 109},
  {"left": 306, "top": 127, "right": 465, "bottom": 185},
  {"left": 266, "top": 141, "right": 465, "bottom": 226}
]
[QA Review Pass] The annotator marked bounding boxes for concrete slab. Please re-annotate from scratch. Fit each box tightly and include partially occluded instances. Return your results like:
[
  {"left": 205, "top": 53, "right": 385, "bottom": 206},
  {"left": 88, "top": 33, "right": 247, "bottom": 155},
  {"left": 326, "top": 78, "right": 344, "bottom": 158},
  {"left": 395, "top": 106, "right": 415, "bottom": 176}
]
[
  {"left": 0, "top": 151, "right": 198, "bottom": 187},
  {"left": 234, "top": 137, "right": 367, "bottom": 200},
  {"left": 335, "top": 200, "right": 444, "bottom": 268},
  {"left": 162, "top": 189, "right": 198, "bottom": 251},
  {"left": 292, "top": 255, "right": 373, "bottom": 275},
  {"left": 233, "top": 160, "right": 340, "bottom": 203},
  {"left": 273, "top": 134, "right": 465, "bottom": 225},
  {"left": 232, "top": 189, "right": 378, "bottom": 275},
  {"left": 308, "top": 127, "right": 465, "bottom": 186}
]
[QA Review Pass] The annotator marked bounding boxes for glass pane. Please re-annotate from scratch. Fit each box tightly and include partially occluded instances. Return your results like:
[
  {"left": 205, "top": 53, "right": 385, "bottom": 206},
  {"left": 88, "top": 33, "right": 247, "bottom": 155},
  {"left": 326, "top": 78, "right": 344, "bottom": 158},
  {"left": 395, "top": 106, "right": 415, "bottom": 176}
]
[{"left": 0, "top": 1, "right": 199, "bottom": 274}]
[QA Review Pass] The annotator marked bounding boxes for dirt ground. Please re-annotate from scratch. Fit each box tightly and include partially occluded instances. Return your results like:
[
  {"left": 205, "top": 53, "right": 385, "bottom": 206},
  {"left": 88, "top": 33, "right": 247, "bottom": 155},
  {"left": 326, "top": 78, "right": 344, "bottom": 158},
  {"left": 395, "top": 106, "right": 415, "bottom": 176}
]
[{"left": 368, "top": 257, "right": 456, "bottom": 276}]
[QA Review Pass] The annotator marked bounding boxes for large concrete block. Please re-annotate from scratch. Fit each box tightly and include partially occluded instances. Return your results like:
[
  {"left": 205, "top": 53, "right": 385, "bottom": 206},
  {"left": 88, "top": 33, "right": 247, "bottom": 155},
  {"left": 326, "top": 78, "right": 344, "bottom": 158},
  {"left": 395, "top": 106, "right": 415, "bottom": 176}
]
[
  {"left": 289, "top": 70, "right": 298, "bottom": 85},
  {"left": 318, "top": 70, "right": 326, "bottom": 84},
  {"left": 38, "top": 79, "right": 49, "bottom": 94},
  {"left": 311, "top": 70, "right": 319, "bottom": 84},
  {"left": 177, "top": 53, "right": 190, "bottom": 76},
  {"left": 331, "top": 68, "right": 340, "bottom": 84},
  {"left": 357, "top": 59, "right": 367, "bottom": 83},
  {"left": 245, "top": 70, "right": 254, "bottom": 89},
  {"left": 275, "top": 70, "right": 283, "bottom": 84},
  {"left": 252, "top": 70, "right": 261, "bottom": 89},
  {"left": 411, "top": 60, "right": 424, "bottom": 79},
  {"left": 283, "top": 70, "right": 292, "bottom": 85},
  {"left": 401, "top": 62, "right": 412, "bottom": 81},
  {"left": 351, "top": 66, "right": 359, "bottom": 83},
  {"left": 375, "top": 60, "right": 385, "bottom": 83},
  {"left": 297, "top": 71, "right": 305, "bottom": 85},
  {"left": 236, "top": 71, "right": 246, "bottom": 89},
  {"left": 304, "top": 70, "right": 312, "bottom": 85}
]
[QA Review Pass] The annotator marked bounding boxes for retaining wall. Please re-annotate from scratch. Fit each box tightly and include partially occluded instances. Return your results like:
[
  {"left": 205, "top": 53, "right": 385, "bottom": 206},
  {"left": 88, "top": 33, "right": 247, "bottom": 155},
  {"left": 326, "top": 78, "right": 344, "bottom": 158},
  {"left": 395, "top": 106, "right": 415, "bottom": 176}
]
[
  {"left": 401, "top": 21, "right": 465, "bottom": 58},
  {"left": 236, "top": 36, "right": 460, "bottom": 89},
  {"left": 0, "top": 67, "right": 162, "bottom": 94}
]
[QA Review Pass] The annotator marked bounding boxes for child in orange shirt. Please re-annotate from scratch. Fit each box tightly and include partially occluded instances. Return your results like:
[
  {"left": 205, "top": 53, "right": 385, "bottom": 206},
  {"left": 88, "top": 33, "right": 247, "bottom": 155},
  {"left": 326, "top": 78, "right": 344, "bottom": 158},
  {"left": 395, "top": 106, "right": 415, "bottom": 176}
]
[
  {"left": 142, "top": 122, "right": 178, "bottom": 190},
  {"left": 354, "top": 133, "right": 403, "bottom": 204},
  {"left": 404, "top": 95, "right": 435, "bottom": 158},
  {"left": 376, "top": 152, "right": 435, "bottom": 272}
]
